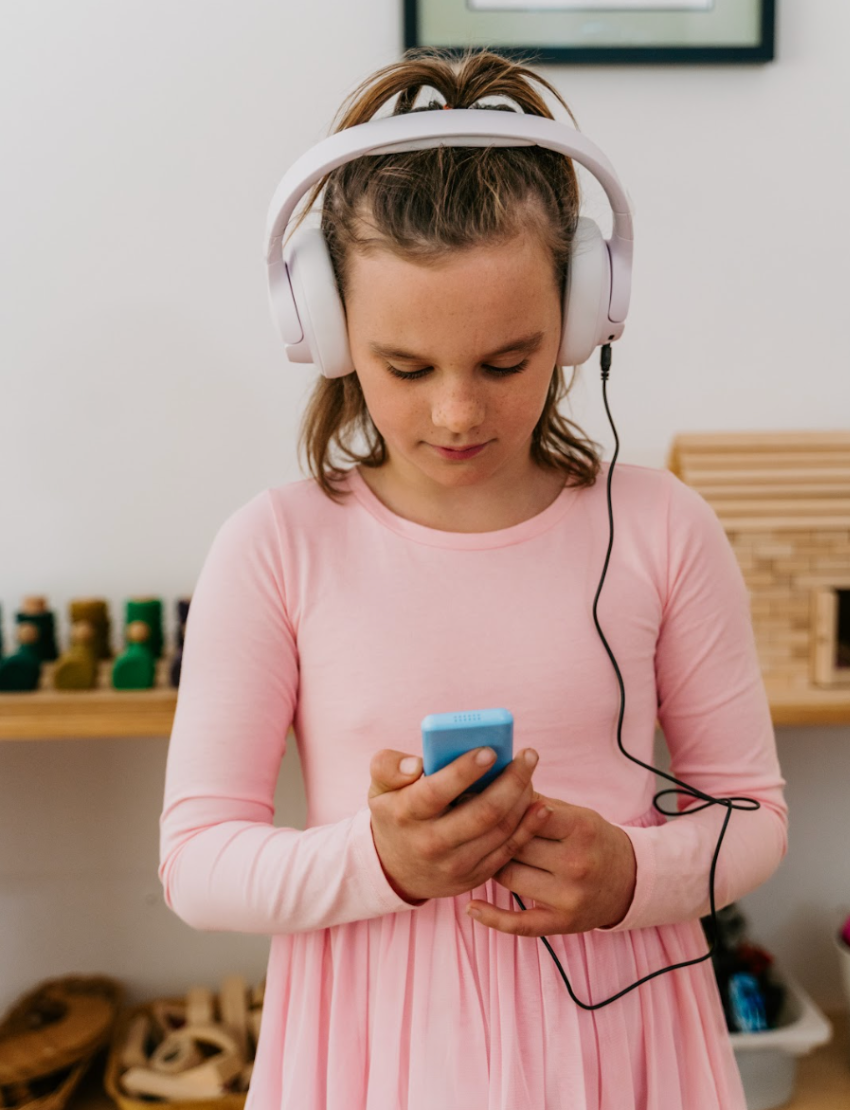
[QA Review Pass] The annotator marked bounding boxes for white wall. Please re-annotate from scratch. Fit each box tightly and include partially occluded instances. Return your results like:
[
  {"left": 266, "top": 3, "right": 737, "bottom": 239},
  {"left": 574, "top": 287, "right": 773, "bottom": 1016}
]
[{"left": 2, "top": 0, "right": 849, "bottom": 1015}]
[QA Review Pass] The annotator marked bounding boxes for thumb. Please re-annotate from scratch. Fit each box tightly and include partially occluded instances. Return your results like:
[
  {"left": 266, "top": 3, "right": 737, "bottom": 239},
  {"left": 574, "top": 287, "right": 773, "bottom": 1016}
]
[{"left": 369, "top": 749, "right": 422, "bottom": 801}]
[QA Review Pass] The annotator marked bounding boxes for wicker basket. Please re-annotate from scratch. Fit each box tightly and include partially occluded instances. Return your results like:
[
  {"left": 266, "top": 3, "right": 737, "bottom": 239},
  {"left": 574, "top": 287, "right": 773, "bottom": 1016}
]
[
  {"left": 0, "top": 1056, "right": 96, "bottom": 1110},
  {"left": 104, "top": 998, "right": 250, "bottom": 1110},
  {"left": 0, "top": 975, "right": 125, "bottom": 1110}
]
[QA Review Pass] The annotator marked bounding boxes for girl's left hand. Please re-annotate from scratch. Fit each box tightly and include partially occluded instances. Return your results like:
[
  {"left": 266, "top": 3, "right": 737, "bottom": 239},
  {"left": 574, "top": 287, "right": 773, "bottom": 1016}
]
[{"left": 466, "top": 795, "right": 637, "bottom": 936}]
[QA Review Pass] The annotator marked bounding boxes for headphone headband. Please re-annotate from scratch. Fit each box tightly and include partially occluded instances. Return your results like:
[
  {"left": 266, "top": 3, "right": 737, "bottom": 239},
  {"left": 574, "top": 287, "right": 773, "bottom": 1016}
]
[{"left": 264, "top": 108, "right": 634, "bottom": 324}]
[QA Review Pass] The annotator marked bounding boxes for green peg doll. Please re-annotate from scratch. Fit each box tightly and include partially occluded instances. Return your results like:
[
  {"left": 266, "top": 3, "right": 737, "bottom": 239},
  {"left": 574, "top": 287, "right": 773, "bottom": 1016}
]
[
  {"left": 112, "top": 620, "right": 156, "bottom": 690},
  {"left": 0, "top": 622, "right": 42, "bottom": 691}
]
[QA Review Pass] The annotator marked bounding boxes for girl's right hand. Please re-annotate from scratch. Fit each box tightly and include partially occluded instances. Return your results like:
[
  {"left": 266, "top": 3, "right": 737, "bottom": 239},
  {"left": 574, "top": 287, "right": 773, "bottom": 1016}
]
[{"left": 368, "top": 746, "right": 550, "bottom": 903}]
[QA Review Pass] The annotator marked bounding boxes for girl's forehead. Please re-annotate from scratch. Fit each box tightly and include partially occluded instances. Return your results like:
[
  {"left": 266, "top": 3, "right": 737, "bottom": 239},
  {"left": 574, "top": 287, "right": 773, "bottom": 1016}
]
[{"left": 346, "top": 236, "right": 555, "bottom": 303}]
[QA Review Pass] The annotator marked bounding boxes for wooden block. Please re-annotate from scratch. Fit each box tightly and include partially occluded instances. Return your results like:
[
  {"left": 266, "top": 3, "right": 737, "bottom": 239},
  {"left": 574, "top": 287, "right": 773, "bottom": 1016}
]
[
  {"left": 746, "top": 573, "right": 792, "bottom": 588},
  {"left": 722, "top": 516, "right": 850, "bottom": 531},
  {"left": 795, "top": 574, "right": 850, "bottom": 590},
  {"left": 811, "top": 588, "right": 838, "bottom": 688},
  {"left": 670, "top": 431, "right": 850, "bottom": 452},
  {"left": 774, "top": 559, "right": 818, "bottom": 575},
  {"left": 752, "top": 542, "right": 796, "bottom": 559},
  {"left": 121, "top": 1025, "right": 242, "bottom": 1100},
  {"left": 185, "top": 986, "right": 215, "bottom": 1026},
  {"left": 687, "top": 466, "right": 850, "bottom": 484},
  {"left": 709, "top": 498, "right": 850, "bottom": 517},
  {"left": 121, "top": 1056, "right": 239, "bottom": 1100},
  {"left": 218, "top": 975, "right": 249, "bottom": 1062},
  {"left": 149, "top": 1030, "right": 204, "bottom": 1074},
  {"left": 119, "top": 1013, "right": 150, "bottom": 1069},
  {"left": 149, "top": 1000, "right": 186, "bottom": 1041}
]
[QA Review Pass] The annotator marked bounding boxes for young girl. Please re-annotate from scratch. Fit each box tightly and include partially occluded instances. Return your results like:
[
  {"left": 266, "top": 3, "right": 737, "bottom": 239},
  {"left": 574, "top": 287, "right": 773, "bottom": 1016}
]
[{"left": 158, "top": 47, "right": 788, "bottom": 1110}]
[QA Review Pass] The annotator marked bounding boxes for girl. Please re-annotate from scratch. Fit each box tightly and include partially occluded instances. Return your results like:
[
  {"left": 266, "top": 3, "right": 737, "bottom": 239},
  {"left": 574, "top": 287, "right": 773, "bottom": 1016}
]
[{"left": 158, "top": 47, "right": 788, "bottom": 1110}]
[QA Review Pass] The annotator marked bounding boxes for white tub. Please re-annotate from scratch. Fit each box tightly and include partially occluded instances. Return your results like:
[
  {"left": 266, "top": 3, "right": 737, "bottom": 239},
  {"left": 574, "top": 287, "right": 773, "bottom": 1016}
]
[{"left": 729, "top": 969, "right": 833, "bottom": 1110}]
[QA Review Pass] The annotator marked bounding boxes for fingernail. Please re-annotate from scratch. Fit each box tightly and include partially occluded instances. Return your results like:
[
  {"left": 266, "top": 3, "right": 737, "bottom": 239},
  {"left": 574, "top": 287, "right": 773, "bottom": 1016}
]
[
  {"left": 400, "top": 757, "right": 420, "bottom": 774},
  {"left": 524, "top": 749, "right": 538, "bottom": 768},
  {"left": 475, "top": 748, "right": 496, "bottom": 766}
]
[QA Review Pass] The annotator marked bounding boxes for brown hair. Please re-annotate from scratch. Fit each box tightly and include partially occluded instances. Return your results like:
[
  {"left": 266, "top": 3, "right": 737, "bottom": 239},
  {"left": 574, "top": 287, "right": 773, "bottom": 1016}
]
[{"left": 286, "top": 46, "right": 603, "bottom": 504}]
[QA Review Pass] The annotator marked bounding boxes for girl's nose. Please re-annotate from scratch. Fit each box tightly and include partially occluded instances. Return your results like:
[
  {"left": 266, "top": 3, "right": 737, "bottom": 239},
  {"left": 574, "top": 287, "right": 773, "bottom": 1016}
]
[{"left": 431, "top": 396, "right": 486, "bottom": 433}]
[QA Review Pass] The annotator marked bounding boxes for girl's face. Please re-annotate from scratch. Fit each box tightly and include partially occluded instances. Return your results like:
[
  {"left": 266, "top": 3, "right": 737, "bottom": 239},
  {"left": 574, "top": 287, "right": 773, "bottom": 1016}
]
[{"left": 344, "top": 232, "right": 563, "bottom": 501}]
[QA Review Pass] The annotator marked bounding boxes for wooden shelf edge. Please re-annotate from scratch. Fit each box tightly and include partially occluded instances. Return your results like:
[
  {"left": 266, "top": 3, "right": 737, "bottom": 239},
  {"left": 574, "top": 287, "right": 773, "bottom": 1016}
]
[
  {"left": 0, "top": 661, "right": 178, "bottom": 739},
  {"left": 1, "top": 690, "right": 849, "bottom": 740},
  {"left": 766, "top": 686, "right": 850, "bottom": 727}
]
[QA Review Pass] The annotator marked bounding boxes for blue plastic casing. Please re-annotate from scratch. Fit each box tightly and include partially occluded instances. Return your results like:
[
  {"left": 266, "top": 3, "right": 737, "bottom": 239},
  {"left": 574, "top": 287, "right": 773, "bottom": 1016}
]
[{"left": 420, "top": 708, "right": 514, "bottom": 794}]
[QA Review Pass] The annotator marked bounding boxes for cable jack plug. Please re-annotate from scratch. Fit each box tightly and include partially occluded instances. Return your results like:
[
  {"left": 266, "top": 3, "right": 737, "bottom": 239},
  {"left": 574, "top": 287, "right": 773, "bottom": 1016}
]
[{"left": 600, "top": 343, "right": 612, "bottom": 381}]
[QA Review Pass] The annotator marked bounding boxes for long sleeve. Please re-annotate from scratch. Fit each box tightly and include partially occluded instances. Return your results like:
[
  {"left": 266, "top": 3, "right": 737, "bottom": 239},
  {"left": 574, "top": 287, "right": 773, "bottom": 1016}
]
[
  {"left": 157, "top": 490, "right": 421, "bottom": 934},
  {"left": 595, "top": 473, "right": 789, "bottom": 933}
]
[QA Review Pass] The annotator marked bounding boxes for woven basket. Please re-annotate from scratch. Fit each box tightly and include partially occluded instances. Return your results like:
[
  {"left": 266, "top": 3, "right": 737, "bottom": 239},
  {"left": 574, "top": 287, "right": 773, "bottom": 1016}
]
[
  {"left": 104, "top": 998, "right": 249, "bottom": 1110},
  {"left": 0, "top": 975, "right": 125, "bottom": 1110},
  {"left": 0, "top": 1056, "right": 97, "bottom": 1110}
]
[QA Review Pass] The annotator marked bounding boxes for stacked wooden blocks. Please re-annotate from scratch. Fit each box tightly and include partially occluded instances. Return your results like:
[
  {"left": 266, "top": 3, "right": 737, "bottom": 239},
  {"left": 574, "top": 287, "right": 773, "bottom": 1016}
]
[{"left": 667, "top": 431, "right": 850, "bottom": 709}]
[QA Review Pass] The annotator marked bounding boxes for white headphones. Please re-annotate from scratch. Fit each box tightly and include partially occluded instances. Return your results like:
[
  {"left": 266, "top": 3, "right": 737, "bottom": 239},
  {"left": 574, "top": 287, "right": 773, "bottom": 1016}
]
[{"left": 264, "top": 108, "right": 634, "bottom": 378}]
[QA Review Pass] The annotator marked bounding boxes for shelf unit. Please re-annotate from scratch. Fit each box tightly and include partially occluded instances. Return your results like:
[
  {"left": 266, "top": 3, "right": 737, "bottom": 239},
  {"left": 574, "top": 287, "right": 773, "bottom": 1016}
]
[{"left": 1, "top": 668, "right": 849, "bottom": 741}]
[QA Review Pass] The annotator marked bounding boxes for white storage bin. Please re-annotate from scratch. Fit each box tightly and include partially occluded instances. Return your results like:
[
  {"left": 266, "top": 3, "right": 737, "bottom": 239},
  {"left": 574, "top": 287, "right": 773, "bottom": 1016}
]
[
  {"left": 729, "top": 969, "right": 832, "bottom": 1110},
  {"left": 836, "top": 930, "right": 850, "bottom": 1015}
]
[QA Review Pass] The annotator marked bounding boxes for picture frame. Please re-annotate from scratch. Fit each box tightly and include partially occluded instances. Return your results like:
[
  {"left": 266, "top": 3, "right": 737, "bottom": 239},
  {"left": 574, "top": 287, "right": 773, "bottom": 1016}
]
[{"left": 403, "top": 0, "right": 775, "bottom": 65}]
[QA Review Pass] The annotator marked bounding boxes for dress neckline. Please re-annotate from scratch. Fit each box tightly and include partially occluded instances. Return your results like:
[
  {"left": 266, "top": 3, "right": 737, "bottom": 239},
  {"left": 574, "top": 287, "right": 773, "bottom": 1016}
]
[{"left": 344, "top": 465, "right": 581, "bottom": 550}]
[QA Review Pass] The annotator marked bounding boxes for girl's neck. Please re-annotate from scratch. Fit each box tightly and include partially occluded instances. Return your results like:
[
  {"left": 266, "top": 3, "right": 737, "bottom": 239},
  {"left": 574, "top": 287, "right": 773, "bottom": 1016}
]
[{"left": 355, "top": 462, "right": 567, "bottom": 534}]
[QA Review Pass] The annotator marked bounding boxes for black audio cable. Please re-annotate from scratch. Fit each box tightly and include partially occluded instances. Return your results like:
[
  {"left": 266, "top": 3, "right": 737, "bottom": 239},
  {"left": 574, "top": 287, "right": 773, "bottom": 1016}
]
[{"left": 509, "top": 343, "right": 761, "bottom": 1009}]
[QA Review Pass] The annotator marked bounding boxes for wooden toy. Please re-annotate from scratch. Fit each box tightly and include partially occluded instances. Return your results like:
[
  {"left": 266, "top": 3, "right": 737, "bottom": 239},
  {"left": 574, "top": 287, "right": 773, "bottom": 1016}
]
[
  {"left": 68, "top": 597, "right": 113, "bottom": 660},
  {"left": 104, "top": 976, "right": 263, "bottom": 1109},
  {"left": 111, "top": 621, "right": 156, "bottom": 690},
  {"left": 120, "top": 1025, "right": 242, "bottom": 1100},
  {"left": 148, "top": 1025, "right": 206, "bottom": 1074},
  {"left": 169, "top": 597, "right": 191, "bottom": 688},
  {"left": 667, "top": 431, "right": 850, "bottom": 710},
  {"left": 119, "top": 1012, "right": 153, "bottom": 1070},
  {"left": 149, "top": 1000, "right": 188, "bottom": 1042},
  {"left": 14, "top": 596, "right": 58, "bottom": 662},
  {"left": 52, "top": 620, "right": 98, "bottom": 690},
  {"left": 218, "top": 975, "right": 250, "bottom": 1062},
  {"left": 185, "top": 986, "right": 215, "bottom": 1027},
  {"left": 125, "top": 597, "right": 164, "bottom": 659},
  {"left": 0, "top": 623, "right": 42, "bottom": 692}
]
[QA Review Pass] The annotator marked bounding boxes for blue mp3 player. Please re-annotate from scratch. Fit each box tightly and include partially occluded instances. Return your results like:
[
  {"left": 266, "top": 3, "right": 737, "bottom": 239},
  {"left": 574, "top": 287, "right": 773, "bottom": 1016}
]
[{"left": 420, "top": 708, "right": 514, "bottom": 796}]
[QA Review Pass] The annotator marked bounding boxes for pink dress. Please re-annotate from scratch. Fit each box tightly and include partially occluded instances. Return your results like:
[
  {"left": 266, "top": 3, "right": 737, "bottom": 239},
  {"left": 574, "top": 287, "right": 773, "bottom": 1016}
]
[{"left": 158, "top": 461, "right": 788, "bottom": 1110}]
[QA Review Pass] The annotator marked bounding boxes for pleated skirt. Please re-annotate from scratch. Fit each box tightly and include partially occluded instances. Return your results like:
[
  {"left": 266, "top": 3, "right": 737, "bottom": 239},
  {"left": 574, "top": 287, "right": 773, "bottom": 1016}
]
[{"left": 246, "top": 807, "right": 747, "bottom": 1110}]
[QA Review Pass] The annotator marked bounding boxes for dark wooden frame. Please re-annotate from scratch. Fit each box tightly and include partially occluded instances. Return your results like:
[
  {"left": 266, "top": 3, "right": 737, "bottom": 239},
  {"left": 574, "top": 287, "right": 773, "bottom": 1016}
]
[{"left": 403, "top": 0, "right": 775, "bottom": 64}]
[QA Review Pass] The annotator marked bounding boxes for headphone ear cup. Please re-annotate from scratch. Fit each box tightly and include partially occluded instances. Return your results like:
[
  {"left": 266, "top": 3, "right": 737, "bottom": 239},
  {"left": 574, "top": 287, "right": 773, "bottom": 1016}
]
[
  {"left": 558, "top": 217, "right": 612, "bottom": 368},
  {"left": 278, "top": 226, "right": 355, "bottom": 378}
]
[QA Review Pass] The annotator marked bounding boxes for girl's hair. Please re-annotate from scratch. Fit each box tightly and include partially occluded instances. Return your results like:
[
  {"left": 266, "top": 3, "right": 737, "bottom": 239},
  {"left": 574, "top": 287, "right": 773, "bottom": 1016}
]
[{"left": 288, "top": 46, "right": 603, "bottom": 504}]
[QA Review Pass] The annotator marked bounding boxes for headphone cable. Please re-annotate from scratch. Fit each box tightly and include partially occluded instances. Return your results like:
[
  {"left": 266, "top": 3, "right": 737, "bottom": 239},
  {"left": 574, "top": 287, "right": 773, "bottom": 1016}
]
[{"left": 509, "top": 343, "right": 761, "bottom": 1009}]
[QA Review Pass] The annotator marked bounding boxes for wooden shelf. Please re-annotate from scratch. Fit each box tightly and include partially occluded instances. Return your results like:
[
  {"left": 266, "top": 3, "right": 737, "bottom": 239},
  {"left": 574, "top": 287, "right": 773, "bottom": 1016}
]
[
  {"left": 1, "top": 668, "right": 849, "bottom": 743},
  {"left": 765, "top": 685, "right": 850, "bottom": 727},
  {"left": 0, "top": 661, "right": 177, "bottom": 741}
]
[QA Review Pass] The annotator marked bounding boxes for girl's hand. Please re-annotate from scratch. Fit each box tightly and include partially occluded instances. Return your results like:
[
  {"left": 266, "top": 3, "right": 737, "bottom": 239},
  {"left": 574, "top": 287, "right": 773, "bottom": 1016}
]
[
  {"left": 368, "top": 746, "right": 548, "bottom": 904},
  {"left": 466, "top": 797, "right": 637, "bottom": 936}
]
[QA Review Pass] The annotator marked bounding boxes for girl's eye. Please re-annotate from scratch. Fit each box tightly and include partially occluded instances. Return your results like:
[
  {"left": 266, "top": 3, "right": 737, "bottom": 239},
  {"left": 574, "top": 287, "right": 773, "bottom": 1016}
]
[{"left": 385, "top": 359, "right": 530, "bottom": 381}]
